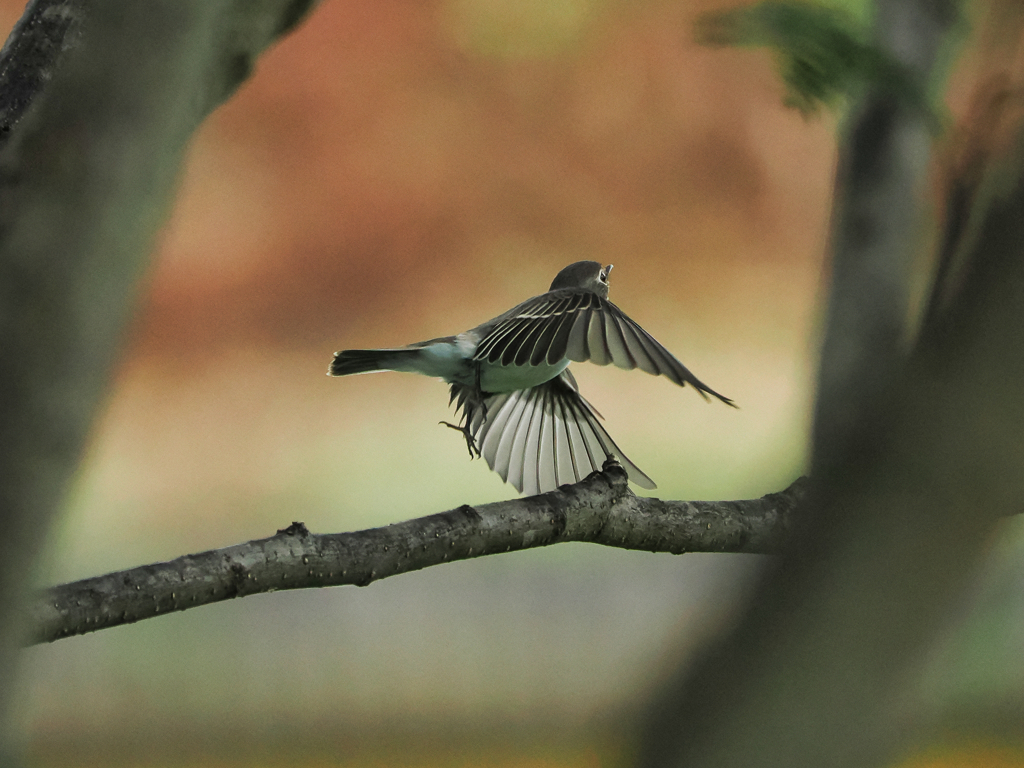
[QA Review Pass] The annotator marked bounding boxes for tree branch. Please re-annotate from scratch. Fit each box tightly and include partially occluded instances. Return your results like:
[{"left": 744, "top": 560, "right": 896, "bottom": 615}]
[{"left": 27, "top": 464, "right": 806, "bottom": 646}]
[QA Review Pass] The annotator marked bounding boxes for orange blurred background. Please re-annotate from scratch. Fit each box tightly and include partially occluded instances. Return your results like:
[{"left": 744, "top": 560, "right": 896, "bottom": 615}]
[
  {"left": 34, "top": 0, "right": 829, "bottom": 573},
  {"left": 11, "top": 0, "right": 1022, "bottom": 765}
]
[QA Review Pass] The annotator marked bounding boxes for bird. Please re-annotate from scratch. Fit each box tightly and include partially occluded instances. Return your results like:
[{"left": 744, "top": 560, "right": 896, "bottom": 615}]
[{"left": 329, "top": 261, "right": 734, "bottom": 495}]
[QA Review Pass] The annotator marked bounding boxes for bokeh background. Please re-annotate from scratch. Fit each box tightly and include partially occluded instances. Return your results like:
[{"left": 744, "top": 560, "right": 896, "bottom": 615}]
[{"left": 7, "top": 0, "right": 1024, "bottom": 765}]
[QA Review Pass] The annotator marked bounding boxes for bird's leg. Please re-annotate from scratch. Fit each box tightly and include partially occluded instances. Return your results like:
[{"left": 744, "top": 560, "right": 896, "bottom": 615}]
[
  {"left": 440, "top": 363, "right": 485, "bottom": 459},
  {"left": 440, "top": 416, "right": 480, "bottom": 459},
  {"left": 601, "top": 454, "right": 622, "bottom": 473}
]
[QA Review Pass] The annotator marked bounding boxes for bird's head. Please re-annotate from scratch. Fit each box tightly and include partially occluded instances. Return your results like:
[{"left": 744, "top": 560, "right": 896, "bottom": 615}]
[{"left": 549, "top": 261, "right": 612, "bottom": 298}]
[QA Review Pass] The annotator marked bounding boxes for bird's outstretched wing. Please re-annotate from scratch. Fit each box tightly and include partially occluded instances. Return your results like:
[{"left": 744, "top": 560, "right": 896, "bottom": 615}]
[
  {"left": 452, "top": 369, "right": 656, "bottom": 496},
  {"left": 473, "top": 290, "right": 734, "bottom": 406}
]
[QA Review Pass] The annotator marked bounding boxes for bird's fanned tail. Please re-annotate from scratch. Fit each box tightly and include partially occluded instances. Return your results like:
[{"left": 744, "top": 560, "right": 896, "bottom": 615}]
[{"left": 448, "top": 370, "right": 656, "bottom": 496}]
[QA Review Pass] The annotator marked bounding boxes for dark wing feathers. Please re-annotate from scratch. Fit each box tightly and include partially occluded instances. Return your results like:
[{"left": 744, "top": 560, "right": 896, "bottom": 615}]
[
  {"left": 456, "top": 371, "right": 656, "bottom": 496},
  {"left": 564, "top": 308, "right": 591, "bottom": 362},
  {"left": 497, "top": 320, "right": 535, "bottom": 366},
  {"left": 530, "top": 296, "right": 573, "bottom": 366},
  {"left": 473, "top": 291, "right": 734, "bottom": 406},
  {"left": 585, "top": 306, "right": 610, "bottom": 365},
  {"left": 615, "top": 309, "right": 734, "bottom": 404},
  {"left": 545, "top": 303, "right": 578, "bottom": 365},
  {"left": 603, "top": 310, "right": 632, "bottom": 369},
  {"left": 475, "top": 316, "right": 522, "bottom": 362},
  {"left": 618, "top": 314, "right": 659, "bottom": 375},
  {"left": 513, "top": 314, "right": 552, "bottom": 366}
]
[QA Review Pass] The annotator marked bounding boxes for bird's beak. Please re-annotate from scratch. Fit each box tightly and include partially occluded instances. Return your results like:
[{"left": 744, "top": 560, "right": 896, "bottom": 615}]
[{"left": 603, "top": 264, "right": 613, "bottom": 282}]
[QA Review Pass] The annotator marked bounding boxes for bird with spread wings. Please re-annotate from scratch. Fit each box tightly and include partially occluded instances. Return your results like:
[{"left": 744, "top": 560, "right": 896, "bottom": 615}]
[{"left": 331, "top": 261, "right": 734, "bottom": 495}]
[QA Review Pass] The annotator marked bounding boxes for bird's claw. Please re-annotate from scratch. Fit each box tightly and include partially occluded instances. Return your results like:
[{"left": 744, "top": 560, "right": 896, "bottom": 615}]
[{"left": 439, "top": 420, "right": 481, "bottom": 459}]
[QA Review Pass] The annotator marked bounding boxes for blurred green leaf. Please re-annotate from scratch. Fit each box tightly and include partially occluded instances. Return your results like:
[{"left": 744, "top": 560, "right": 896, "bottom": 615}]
[{"left": 697, "top": 1, "right": 934, "bottom": 120}]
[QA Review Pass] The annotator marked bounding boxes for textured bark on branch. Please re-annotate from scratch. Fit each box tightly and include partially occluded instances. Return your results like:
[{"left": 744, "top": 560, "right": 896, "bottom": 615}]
[{"left": 28, "top": 463, "right": 805, "bottom": 645}]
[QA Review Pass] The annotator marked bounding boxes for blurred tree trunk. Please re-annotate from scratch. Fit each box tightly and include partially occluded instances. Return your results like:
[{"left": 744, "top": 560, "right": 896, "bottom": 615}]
[
  {"left": 0, "top": 0, "right": 318, "bottom": 760},
  {"left": 639, "top": 1, "right": 1024, "bottom": 767}
]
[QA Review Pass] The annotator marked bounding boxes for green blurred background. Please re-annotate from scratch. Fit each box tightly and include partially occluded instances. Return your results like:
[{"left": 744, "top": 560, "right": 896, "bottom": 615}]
[{"left": 7, "top": 0, "right": 1023, "bottom": 765}]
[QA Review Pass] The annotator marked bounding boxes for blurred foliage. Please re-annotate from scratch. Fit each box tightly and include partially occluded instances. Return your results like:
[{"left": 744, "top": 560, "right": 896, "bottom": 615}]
[{"left": 696, "top": 0, "right": 935, "bottom": 120}]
